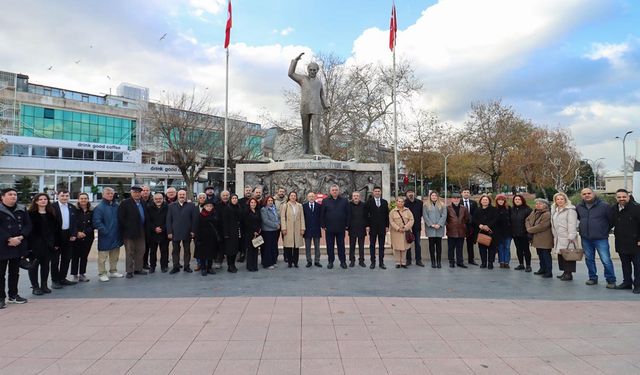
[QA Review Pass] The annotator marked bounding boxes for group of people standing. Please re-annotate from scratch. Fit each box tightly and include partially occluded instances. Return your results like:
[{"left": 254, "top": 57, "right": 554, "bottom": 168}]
[{"left": 1, "top": 182, "right": 639, "bottom": 309}]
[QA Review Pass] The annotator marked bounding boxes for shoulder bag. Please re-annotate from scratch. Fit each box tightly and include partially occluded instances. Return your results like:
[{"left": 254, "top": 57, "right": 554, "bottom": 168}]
[{"left": 397, "top": 210, "right": 415, "bottom": 244}]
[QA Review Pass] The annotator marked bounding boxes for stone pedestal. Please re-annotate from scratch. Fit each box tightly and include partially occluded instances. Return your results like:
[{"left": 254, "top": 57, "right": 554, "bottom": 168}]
[{"left": 235, "top": 159, "right": 391, "bottom": 201}]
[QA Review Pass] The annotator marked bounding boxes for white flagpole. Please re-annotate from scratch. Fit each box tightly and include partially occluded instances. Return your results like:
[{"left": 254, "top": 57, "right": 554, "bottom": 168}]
[{"left": 223, "top": 48, "right": 229, "bottom": 191}]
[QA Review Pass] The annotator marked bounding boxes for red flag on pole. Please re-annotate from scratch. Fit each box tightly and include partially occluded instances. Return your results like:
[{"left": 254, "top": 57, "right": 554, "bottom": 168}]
[
  {"left": 224, "top": 0, "right": 232, "bottom": 48},
  {"left": 389, "top": 3, "right": 397, "bottom": 51}
]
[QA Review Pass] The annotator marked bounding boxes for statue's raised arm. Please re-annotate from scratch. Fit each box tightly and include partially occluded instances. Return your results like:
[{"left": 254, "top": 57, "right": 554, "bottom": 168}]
[{"left": 288, "top": 53, "right": 305, "bottom": 85}]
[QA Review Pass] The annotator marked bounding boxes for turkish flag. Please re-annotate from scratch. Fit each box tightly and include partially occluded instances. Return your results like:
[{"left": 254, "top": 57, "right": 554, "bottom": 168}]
[
  {"left": 389, "top": 3, "right": 397, "bottom": 51},
  {"left": 224, "top": 0, "right": 232, "bottom": 48}
]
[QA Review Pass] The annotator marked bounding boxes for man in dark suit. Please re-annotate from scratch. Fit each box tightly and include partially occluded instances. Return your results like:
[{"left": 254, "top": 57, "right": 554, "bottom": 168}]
[
  {"left": 365, "top": 186, "right": 389, "bottom": 269},
  {"left": 321, "top": 185, "right": 350, "bottom": 269},
  {"left": 461, "top": 189, "right": 479, "bottom": 265},
  {"left": 147, "top": 192, "right": 170, "bottom": 273},
  {"left": 303, "top": 192, "right": 322, "bottom": 268},
  {"left": 118, "top": 186, "right": 150, "bottom": 278},
  {"left": 404, "top": 189, "right": 425, "bottom": 267},
  {"left": 141, "top": 185, "right": 152, "bottom": 270},
  {"left": 349, "top": 191, "right": 367, "bottom": 268},
  {"left": 51, "top": 190, "right": 78, "bottom": 288},
  {"left": 167, "top": 189, "right": 199, "bottom": 273}
]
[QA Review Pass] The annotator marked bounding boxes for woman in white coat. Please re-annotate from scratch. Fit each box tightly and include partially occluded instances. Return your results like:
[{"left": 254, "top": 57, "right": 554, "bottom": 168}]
[
  {"left": 280, "top": 191, "right": 305, "bottom": 268},
  {"left": 551, "top": 192, "right": 578, "bottom": 281},
  {"left": 423, "top": 191, "right": 447, "bottom": 268}
]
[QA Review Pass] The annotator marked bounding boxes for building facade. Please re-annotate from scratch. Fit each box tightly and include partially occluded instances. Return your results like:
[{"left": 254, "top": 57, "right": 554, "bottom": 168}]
[{"left": 0, "top": 70, "right": 263, "bottom": 199}]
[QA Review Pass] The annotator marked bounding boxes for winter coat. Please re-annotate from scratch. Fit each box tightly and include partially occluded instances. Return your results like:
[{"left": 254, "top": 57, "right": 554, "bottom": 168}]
[
  {"left": 494, "top": 206, "right": 512, "bottom": 240},
  {"left": 445, "top": 204, "right": 469, "bottom": 238},
  {"left": 75, "top": 207, "right": 94, "bottom": 243},
  {"left": 93, "top": 199, "right": 122, "bottom": 251},
  {"left": 28, "top": 211, "right": 60, "bottom": 258},
  {"left": 118, "top": 198, "right": 149, "bottom": 239},
  {"left": 510, "top": 205, "right": 532, "bottom": 237},
  {"left": 194, "top": 211, "right": 220, "bottom": 260},
  {"left": 612, "top": 203, "right": 640, "bottom": 255},
  {"left": 166, "top": 201, "right": 199, "bottom": 241},
  {"left": 0, "top": 203, "right": 32, "bottom": 260},
  {"left": 220, "top": 203, "right": 241, "bottom": 256},
  {"left": 575, "top": 198, "right": 613, "bottom": 240},
  {"left": 147, "top": 203, "right": 169, "bottom": 243},
  {"left": 472, "top": 205, "right": 498, "bottom": 241},
  {"left": 348, "top": 201, "right": 367, "bottom": 237},
  {"left": 551, "top": 205, "right": 578, "bottom": 255},
  {"left": 423, "top": 202, "right": 447, "bottom": 238},
  {"left": 322, "top": 196, "right": 350, "bottom": 233},
  {"left": 525, "top": 208, "right": 553, "bottom": 250},
  {"left": 404, "top": 197, "right": 424, "bottom": 233},
  {"left": 280, "top": 202, "right": 306, "bottom": 248},
  {"left": 260, "top": 205, "right": 280, "bottom": 232},
  {"left": 242, "top": 208, "right": 262, "bottom": 242},
  {"left": 389, "top": 207, "right": 414, "bottom": 251}
]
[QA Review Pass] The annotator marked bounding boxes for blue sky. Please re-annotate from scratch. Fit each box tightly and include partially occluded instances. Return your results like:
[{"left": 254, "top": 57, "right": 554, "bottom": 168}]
[{"left": 0, "top": 0, "right": 638, "bottom": 174}]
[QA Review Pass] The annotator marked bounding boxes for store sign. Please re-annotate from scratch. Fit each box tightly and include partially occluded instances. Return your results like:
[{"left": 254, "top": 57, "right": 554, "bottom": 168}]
[{"left": 76, "top": 142, "right": 127, "bottom": 151}]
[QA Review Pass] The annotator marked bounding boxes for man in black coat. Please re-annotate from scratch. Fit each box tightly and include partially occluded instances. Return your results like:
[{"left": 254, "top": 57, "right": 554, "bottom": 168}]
[
  {"left": 365, "top": 186, "right": 389, "bottom": 269},
  {"left": 167, "top": 189, "right": 199, "bottom": 273},
  {"left": 0, "top": 188, "right": 32, "bottom": 308},
  {"left": 321, "top": 185, "right": 350, "bottom": 269},
  {"left": 348, "top": 191, "right": 367, "bottom": 268},
  {"left": 140, "top": 185, "right": 152, "bottom": 270},
  {"left": 612, "top": 189, "right": 640, "bottom": 293},
  {"left": 51, "top": 190, "right": 78, "bottom": 288},
  {"left": 118, "top": 186, "right": 150, "bottom": 278},
  {"left": 147, "top": 192, "right": 170, "bottom": 273},
  {"left": 404, "top": 189, "right": 425, "bottom": 267},
  {"left": 461, "top": 189, "right": 479, "bottom": 265},
  {"left": 303, "top": 192, "right": 322, "bottom": 268}
]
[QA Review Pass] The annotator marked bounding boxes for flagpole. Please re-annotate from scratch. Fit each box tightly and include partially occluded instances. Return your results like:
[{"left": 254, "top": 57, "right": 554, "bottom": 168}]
[
  {"left": 223, "top": 48, "right": 229, "bottom": 191},
  {"left": 392, "top": 47, "right": 398, "bottom": 198}
]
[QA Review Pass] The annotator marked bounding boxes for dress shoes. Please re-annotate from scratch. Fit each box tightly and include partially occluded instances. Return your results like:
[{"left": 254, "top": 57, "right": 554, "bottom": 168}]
[
  {"left": 349, "top": 260, "right": 355, "bottom": 268},
  {"left": 514, "top": 264, "right": 525, "bottom": 270},
  {"left": 184, "top": 267, "right": 193, "bottom": 273},
  {"left": 59, "top": 279, "right": 77, "bottom": 286},
  {"left": 449, "top": 263, "right": 455, "bottom": 268},
  {"left": 542, "top": 273, "right": 553, "bottom": 278},
  {"left": 560, "top": 273, "right": 573, "bottom": 281},
  {"left": 633, "top": 287, "right": 640, "bottom": 294},
  {"left": 340, "top": 263, "right": 348, "bottom": 269},
  {"left": 327, "top": 262, "right": 334, "bottom": 269},
  {"left": 149, "top": 267, "right": 155, "bottom": 274},
  {"left": 487, "top": 263, "right": 494, "bottom": 270},
  {"left": 169, "top": 268, "right": 180, "bottom": 274},
  {"left": 468, "top": 261, "right": 479, "bottom": 266},
  {"left": 457, "top": 263, "right": 468, "bottom": 268},
  {"left": 133, "top": 270, "right": 148, "bottom": 275},
  {"left": 416, "top": 261, "right": 425, "bottom": 267},
  {"left": 370, "top": 263, "right": 375, "bottom": 269},
  {"left": 32, "top": 288, "right": 43, "bottom": 296},
  {"left": 143, "top": 264, "right": 150, "bottom": 270},
  {"left": 525, "top": 266, "right": 532, "bottom": 272},
  {"left": 161, "top": 267, "right": 168, "bottom": 273},
  {"left": 533, "top": 269, "right": 545, "bottom": 275},
  {"left": 306, "top": 261, "right": 312, "bottom": 268},
  {"left": 314, "top": 262, "right": 322, "bottom": 268},
  {"left": 379, "top": 263, "right": 387, "bottom": 270},
  {"left": 51, "top": 282, "right": 63, "bottom": 289},
  {"left": 615, "top": 283, "right": 633, "bottom": 290},
  {"left": 359, "top": 260, "right": 366, "bottom": 267},
  {"left": 125, "top": 272, "right": 133, "bottom": 279}
]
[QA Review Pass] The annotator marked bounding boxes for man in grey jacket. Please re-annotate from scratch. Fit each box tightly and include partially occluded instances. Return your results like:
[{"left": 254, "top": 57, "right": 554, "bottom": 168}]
[
  {"left": 576, "top": 188, "right": 616, "bottom": 288},
  {"left": 166, "top": 189, "right": 198, "bottom": 274}
]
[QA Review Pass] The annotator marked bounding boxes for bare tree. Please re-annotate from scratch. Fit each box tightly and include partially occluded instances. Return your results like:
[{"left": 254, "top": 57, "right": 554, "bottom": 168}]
[
  {"left": 464, "top": 99, "right": 533, "bottom": 191},
  {"left": 145, "top": 92, "right": 262, "bottom": 197}
]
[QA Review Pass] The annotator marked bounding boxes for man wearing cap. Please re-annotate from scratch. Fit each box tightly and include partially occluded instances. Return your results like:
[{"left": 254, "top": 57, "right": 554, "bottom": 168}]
[
  {"left": 0, "top": 188, "right": 32, "bottom": 308},
  {"left": 167, "top": 189, "right": 199, "bottom": 273},
  {"left": 118, "top": 186, "right": 150, "bottom": 278},
  {"left": 204, "top": 185, "right": 218, "bottom": 205}
]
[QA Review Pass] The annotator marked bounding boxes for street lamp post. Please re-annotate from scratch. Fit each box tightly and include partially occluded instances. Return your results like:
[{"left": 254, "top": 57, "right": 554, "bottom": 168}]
[
  {"left": 615, "top": 131, "right": 634, "bottom": 191},
  {"left": 441, "top": 153, "right": 451, "bottom": 205}
]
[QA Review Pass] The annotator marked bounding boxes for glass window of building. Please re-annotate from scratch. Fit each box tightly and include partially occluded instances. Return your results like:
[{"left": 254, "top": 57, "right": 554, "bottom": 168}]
[
  {"left": 83, "top": 150, "right": 94, "bottom": 160},
  {"left": 62, "top": 148, "right": 73, "bottom": 159},
  {"left": 32, "top": 146, "right": 45, "bottom": 158},
  {"left": 46, "top": 147, "right": 59, "bottom": 158},
  {"left": 14, "top": 145, "right": 29, "bottom": 157}
]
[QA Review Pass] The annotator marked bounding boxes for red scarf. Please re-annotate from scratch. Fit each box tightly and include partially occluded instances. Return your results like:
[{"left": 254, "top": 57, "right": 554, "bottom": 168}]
[{"left": 200, "top": 208, "right": 214, "bottom": 217}]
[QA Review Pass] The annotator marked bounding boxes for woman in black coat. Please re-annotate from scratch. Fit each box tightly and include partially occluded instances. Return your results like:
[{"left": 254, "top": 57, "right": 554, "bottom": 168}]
[
  {"left": 221, "top": 194, "right": 242, "bottom": 273},
  {"left": 194, "top": 201, "right": 220, "bottom": 276},
  {"left": 242, "top": 198, "right": 262, "bottom": 272},
  {"left": 510, "top": 194, "right": 533, "bottom": 272},
  {"left": 28, "top": 193, "right": 61, "bottom": 295},
  {"left": 70, "top": 193, "right": 94, "bottom": 282},
  {"left": 472, "top": 194, "right": 498, "bottom": 269}
]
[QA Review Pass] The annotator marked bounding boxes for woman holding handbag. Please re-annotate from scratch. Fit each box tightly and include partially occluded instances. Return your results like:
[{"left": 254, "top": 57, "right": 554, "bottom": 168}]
[
  {"left": 472, "top": 195, "right": 498, "bottom": 269},
  {"left": 526, "top": 199, "right": 554, "bottom": 278},
  {"left": 389, "top": 197, "right": 415, "bottom": 269},
  {"left": 194, "top": 200, "right": 220, "bottom": 276},
  {"left": 242, "top": 198, "right": 262, "bottom": 272},
  {"left": 551, "top": 192, "right": 578, "bottom": 281},
  {"left": 423, "top": 191, "right": 447, "bottom": 268}
]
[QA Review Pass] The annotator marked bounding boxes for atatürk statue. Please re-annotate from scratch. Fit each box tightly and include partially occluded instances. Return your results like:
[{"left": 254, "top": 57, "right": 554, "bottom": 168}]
[{"left": 288, "top": 52, "right": 329, "bottom": 156}]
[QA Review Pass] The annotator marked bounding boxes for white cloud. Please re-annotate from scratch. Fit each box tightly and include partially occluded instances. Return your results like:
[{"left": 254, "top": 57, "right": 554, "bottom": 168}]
[
  {"left": 272, "top": 27, "right": 295, "bottom": 36},
  {"left": 584, "top": 42, "right": 629, "bottom": 68},
  {"left": 188, "top": 0, "right": 225, "bottom": 16}
]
